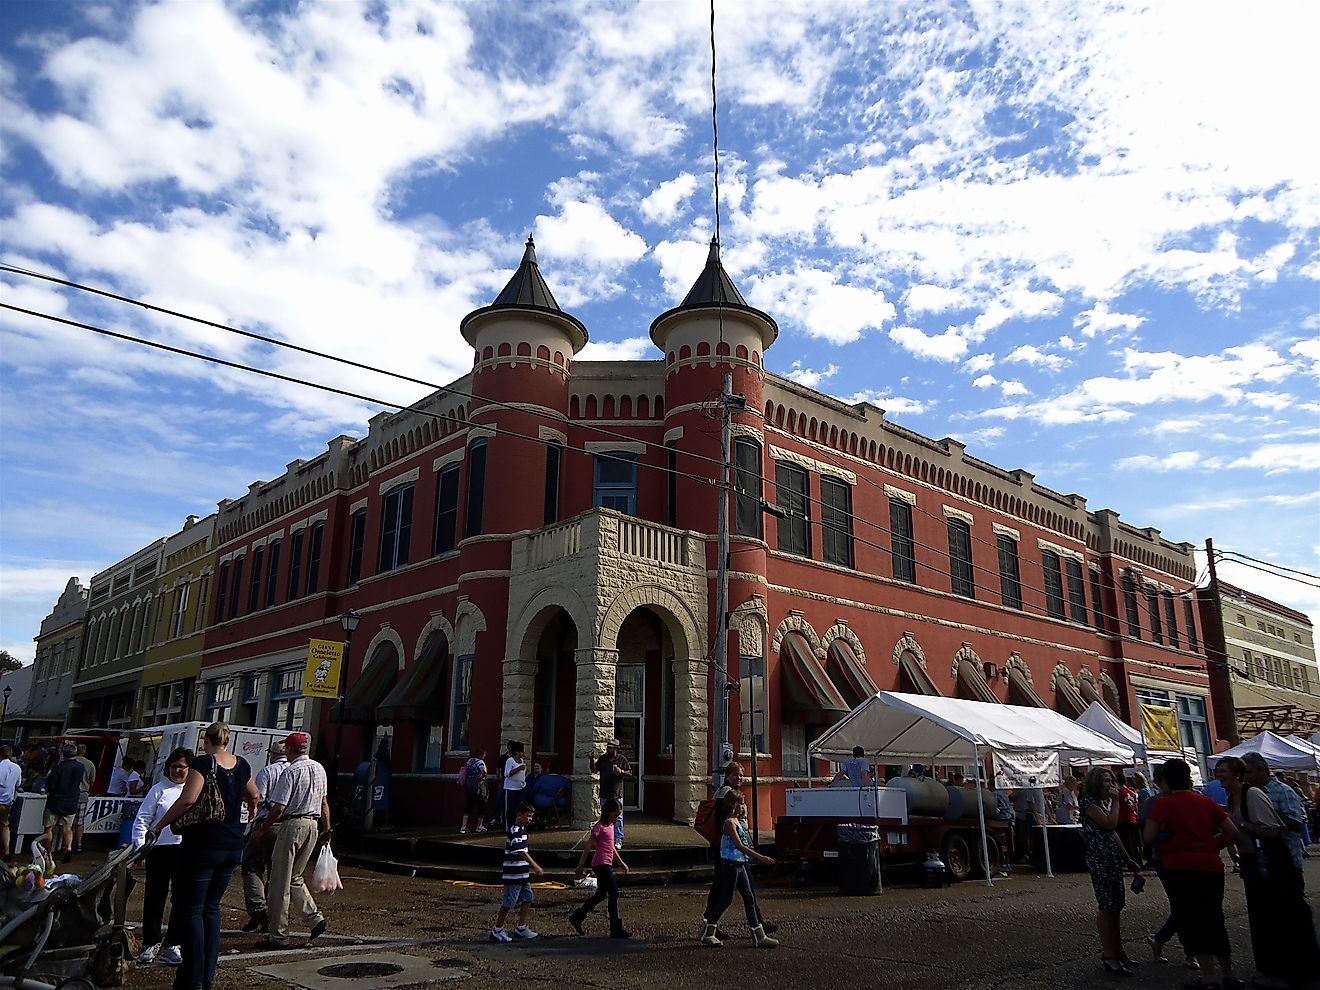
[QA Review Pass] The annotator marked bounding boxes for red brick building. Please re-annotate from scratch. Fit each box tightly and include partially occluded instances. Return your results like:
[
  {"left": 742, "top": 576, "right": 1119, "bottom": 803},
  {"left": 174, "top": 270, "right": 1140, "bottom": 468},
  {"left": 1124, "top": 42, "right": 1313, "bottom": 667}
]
[{"left": 197, "top": 238, "right": 1215, "bottom": 827}]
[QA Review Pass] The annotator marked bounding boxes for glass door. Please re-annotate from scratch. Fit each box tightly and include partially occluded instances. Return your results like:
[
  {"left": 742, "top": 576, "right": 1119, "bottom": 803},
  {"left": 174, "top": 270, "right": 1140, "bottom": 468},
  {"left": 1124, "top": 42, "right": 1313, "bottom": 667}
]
[{"left": 614, "top": 664, "right": 644, "bottom": 811}]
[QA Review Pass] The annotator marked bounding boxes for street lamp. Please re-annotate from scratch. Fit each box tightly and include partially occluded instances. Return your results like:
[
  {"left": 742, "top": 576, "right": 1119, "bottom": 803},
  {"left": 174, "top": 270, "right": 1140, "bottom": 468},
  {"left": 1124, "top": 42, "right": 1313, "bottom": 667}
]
[
  {"left": 331, "top": 610, "right": 361, "bottom": 809},
  {"left": 0, "top": 686, "right": 10, "bottom": 743}
]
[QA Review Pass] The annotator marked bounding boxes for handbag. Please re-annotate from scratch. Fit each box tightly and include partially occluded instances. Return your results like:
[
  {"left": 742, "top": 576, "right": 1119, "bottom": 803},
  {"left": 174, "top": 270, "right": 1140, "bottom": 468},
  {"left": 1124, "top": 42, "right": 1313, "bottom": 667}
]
[{"left": 172, "top": 762, "right": 226, "bottom": 832}]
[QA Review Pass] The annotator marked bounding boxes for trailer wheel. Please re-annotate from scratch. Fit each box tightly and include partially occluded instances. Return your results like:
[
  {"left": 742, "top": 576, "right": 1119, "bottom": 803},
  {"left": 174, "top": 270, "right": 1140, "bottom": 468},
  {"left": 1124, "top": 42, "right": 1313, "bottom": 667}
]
[
  {"left": 974, "top": 835, "right": 1002, "bottom": 878},
  {"left": 55, "top": 979, "right": 96, "bottom": 990},
  {"left": 942, "top": 833, "right": 972, "bottom": 882}
]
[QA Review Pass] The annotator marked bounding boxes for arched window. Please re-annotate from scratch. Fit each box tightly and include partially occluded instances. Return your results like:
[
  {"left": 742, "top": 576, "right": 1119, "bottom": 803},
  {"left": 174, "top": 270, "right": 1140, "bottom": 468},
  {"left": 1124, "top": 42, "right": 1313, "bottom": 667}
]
[
  {"left": 465, "top": 439, "right": 488, "bottom": 538},
  {"left": 733, "top": 438, "right": 762, "bottom": 538}
]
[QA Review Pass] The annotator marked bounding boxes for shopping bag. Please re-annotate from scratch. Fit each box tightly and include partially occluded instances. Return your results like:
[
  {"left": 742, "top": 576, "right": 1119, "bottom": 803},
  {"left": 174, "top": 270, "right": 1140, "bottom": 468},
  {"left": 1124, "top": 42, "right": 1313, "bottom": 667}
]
[{"left": 308, "top": 843, "right": 343, "bottom": 894}]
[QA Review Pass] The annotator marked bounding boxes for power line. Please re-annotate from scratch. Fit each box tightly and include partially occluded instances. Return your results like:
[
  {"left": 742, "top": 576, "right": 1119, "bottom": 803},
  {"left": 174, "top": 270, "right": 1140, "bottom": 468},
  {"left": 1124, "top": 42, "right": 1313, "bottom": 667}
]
[
  {"left": 1215, "top": 549, "right": 1320, "bottom": 583},
  {"left": 1213, "top": 553, "right": 1320, "bottom": 591}
]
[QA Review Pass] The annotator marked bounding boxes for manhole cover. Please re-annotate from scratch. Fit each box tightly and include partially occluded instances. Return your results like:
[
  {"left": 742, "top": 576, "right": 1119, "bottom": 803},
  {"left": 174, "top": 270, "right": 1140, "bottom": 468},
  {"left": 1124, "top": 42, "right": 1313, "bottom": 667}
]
[{"left": 317, "top": 962, "right": 405, "bottom": 979}]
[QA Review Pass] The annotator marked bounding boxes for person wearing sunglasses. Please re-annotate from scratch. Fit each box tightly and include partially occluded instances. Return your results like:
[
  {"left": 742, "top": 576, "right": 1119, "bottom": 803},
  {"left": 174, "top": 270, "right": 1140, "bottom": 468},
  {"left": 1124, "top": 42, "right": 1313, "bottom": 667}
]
[{"left": 131, "top": 748, "right": 195, "bottom": 967}]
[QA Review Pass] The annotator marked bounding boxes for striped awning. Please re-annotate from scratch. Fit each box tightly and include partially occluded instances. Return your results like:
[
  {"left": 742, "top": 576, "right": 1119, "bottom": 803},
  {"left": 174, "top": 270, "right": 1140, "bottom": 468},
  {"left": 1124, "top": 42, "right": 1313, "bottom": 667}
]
[
  {"left": 898, "top": 650, "right": 943, "bottom": 696},
  {"left": 342, "top": 645, "right": 400, "bottom": 723},
  {"left": 781, "top": 632, "right": 850, "bottom": 722},
  {"left": 377, "top": 647, "right": 448, "bottom": 724},
  {"left": 826, "top": 638, "right": 880, "bottom": 708},
  {"left": 1008, "top": 666, "right": 1049, "bottom": 708},
  {"left": 956, "top": 659, "right": 1001, "bottom": 704}
]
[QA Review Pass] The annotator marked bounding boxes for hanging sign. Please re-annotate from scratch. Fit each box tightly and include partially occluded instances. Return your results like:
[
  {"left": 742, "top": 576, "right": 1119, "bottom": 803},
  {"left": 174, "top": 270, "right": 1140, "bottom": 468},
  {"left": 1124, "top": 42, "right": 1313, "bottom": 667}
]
[
  {"left": 993, "top": 750, "right": 1061, "bottom": 789},
  {"left": 303, "top": 639, "right": 344, "bottom": 699},
  {"left": 1139, "top": 703, "right": 1182, "bottom": 753}
]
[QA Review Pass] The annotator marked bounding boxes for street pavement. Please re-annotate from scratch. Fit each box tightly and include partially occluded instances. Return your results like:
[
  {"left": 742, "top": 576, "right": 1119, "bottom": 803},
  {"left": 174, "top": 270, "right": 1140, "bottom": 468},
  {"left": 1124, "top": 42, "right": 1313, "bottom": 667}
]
[{"left": 118, "top": 856, "right": 1319, "bottom": 990}]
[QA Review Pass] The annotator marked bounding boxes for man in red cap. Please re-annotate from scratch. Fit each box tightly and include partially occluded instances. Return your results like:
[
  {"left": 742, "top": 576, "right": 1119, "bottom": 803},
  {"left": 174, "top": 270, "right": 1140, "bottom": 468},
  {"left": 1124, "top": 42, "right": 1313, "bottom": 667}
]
[{"left": 254, "top": 732, "right": 330, "bottom": 948}]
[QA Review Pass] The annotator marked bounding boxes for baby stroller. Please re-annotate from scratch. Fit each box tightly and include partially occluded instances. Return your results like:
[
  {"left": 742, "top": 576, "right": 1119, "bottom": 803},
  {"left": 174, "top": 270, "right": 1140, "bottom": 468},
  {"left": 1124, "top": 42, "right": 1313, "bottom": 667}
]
[{"left": 0, "top": 840, "right": 147, "bottom": 990}]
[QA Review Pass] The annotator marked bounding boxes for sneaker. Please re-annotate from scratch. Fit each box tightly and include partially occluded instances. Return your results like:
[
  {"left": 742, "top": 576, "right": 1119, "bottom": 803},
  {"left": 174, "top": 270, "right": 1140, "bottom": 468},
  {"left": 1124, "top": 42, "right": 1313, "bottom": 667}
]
[
  {"left": 513, "top": 926, "right": 538, "bottom": 940},
  {"left": 475, "top": 825, "right": 488, "bottom": 833},
  {"left": 489, "top": 928, "right": 513, "bottom": 943},
  {"left": 459, "top": 827, "right": 467, "bottom": 834},
  {"left": 1144, "top": 934, "right": 1166, "bottom": 963},
  {"left": 159, "top": 945, "right": 182, "bottom": 966},
  {"left": 136, "top": 943, "right": 161, "bottom": 966}
]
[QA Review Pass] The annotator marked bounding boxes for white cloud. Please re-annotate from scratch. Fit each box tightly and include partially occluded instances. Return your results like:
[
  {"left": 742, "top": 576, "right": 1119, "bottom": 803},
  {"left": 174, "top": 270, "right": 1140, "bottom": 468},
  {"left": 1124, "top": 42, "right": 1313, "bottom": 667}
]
[
  {"left": 639, "top": 173, "right": 698, "bottom": 225},
  {"left": 1226, "top": 443, "right": 1320, "bottom": 475},
  {"left": 577, "top": 336, "right": 652, "bottom": 361},
  {"left": 887, "top": 324, "right": 967, "bottom": 362},
  {"left": 963, "top": 353, "right": 995, "bottom": 374},
  {"left": 1004, "top": 344, "right": 1066, "bottom": 372},
  {"left": 1115, "top": 451, "right": 1207, "bottom": 472},
  {"left": 782, "top": 362, "right": 839, "bottom": 388},
  {"left": 903, "top": 282, "right": 971, "bottom": 315},
  {"left": 842, "top": 389, "right": 930, "bottom": 417},
  {"left": 1075, "top": 301, "right": 1146, "bottom": 338},
  {"left": 1000, "top": 380, "right": 1029, "bottom": 397},
  {"left": 747, "top": 267, "right": 895, "bottom": 345},
  {"left": 972, "top": 373, "right": 997, "bottom": 389}
]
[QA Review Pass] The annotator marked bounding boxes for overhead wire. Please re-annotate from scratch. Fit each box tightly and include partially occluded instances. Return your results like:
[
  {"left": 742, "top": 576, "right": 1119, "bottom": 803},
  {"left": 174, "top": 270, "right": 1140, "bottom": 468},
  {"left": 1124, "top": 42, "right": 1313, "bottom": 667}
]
[{"left": 1214, "top": 549, "right": 1320, "bottom": 583}]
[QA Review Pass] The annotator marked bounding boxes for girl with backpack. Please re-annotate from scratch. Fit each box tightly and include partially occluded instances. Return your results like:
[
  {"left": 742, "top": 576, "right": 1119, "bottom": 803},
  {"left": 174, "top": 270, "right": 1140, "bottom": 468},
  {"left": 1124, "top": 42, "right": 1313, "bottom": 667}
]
[{"left": 459, "top": 748, "right": 489, "bottom": 834}]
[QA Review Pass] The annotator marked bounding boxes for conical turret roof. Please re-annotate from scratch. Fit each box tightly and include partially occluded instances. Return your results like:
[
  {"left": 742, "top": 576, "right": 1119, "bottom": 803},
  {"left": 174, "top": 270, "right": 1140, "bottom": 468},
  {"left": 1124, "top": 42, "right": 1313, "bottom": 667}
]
[
  {"left": 649, "top": 237, "right": 778, "bottom": 348},
  {"left": 460, "top": 236, "right": 587, "bottom": 350}
]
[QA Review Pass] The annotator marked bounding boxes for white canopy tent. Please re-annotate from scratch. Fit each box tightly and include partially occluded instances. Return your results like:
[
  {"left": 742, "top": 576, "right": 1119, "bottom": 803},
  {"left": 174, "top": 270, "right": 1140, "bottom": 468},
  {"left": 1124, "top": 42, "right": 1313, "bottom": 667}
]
[
  {"left": 1075, "top": 700, "right": 1204, "bottom": 784},
  {"left": 810, "top": 692, "right": 1136, "bottom": 886},
  {"left": 1216, "top": 730, "right": 1320, "bottom": 770}
]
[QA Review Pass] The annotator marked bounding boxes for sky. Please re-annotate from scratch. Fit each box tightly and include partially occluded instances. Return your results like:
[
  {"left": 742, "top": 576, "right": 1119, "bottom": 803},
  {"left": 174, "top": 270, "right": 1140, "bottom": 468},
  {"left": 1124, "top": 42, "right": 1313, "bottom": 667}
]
[{"left": 1, "top": 0, "right": 1318, "bottom": 665}]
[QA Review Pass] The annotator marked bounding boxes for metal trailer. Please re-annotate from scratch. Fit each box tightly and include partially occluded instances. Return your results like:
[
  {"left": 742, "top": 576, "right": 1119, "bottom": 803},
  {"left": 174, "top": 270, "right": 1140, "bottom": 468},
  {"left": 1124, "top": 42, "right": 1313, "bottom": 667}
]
[{"left": 772, "top": 786, "right": 1012, "bottom": 882}]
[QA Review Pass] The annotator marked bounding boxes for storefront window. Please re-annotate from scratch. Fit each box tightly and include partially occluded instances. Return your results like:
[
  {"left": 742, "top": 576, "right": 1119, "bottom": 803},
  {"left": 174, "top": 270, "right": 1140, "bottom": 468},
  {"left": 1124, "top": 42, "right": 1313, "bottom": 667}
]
[{"left": 270, "top": 666, "right": 305, "bottom": 730}]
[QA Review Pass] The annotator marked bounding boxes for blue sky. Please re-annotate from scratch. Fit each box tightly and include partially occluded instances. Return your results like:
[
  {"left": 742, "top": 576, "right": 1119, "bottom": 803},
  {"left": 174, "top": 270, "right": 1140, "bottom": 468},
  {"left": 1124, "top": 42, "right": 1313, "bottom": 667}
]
[{"left": 2, "top": 0, "right": 1318, "bottom": 663}]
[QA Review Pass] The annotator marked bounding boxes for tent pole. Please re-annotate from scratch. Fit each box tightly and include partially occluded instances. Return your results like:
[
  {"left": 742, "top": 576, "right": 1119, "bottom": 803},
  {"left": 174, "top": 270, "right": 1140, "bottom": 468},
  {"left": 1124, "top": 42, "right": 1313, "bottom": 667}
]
[
  {"left": 974, "top": 743, "right": 993, "bottom": 888},
  {"left": 1040, "top": 753, "right": 1055, "bottom": 879}
]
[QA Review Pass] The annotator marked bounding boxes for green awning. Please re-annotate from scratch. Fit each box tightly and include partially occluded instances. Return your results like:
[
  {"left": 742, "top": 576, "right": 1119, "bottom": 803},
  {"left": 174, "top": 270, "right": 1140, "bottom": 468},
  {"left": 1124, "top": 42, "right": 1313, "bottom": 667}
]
[
  {"left": 826, "top": 638, "right": 880, "bottom": 708},
  {"left": 1054, "top": 670, "right": 1088, "bottom": 717},
  {"left": 781, "top": 632, "right": 850, "bottom": 722},
  {"left": 1008, "top": 666, "right": 1048, "bottom": 708},
  {"left": 898, "top": 650, "right": 943, "bottom": 696},
  {"left": 956, "top": 659, "right": 1000, "bottom": 704},
  {"left": 342, "top": 647, "right": 399, "bottom": 723},
  {"left": 377, "top": 648, "right": 449, "bottom": 724}
]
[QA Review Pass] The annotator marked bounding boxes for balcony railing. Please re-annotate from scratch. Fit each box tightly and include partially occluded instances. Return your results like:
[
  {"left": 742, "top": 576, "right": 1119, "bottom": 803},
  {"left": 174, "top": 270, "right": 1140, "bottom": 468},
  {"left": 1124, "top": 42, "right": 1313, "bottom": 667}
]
[
  {"left": 527, "top": 518, "right": 582, "bottom": 568},
  {"left": 617, "top": 516, "right": 689, "bottom": 567},
  {"left": 518, "top": 508, "right": 699, "bottom": 572}
]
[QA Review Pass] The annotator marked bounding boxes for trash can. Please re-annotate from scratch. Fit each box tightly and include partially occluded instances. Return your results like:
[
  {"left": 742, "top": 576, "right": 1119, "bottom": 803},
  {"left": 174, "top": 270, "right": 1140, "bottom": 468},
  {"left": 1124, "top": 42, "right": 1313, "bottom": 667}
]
[{"left": 836, "top": 823, "right": 881, "bottom": 895}]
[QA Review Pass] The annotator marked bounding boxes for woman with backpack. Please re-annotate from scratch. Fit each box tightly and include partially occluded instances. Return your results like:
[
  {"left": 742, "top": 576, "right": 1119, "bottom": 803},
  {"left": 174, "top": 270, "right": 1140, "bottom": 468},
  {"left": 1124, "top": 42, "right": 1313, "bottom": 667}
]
[{"left": 459, "top": 748, "right": 489, "bottom": 834}]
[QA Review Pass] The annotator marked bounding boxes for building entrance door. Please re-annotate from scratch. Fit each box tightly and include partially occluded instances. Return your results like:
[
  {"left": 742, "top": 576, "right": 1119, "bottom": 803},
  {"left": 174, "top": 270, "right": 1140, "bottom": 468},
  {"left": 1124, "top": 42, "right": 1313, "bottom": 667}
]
[{"left": 614, "top": 664, "right": 644, "bottom": 811}]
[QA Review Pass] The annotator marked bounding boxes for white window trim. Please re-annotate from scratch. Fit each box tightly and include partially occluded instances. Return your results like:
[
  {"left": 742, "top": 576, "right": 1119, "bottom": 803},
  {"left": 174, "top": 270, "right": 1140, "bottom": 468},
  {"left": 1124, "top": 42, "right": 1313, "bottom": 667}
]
[
  {"left": 378, "top": 467, "right": 420, "bottom": 495},
  {"left": 349, "top": 498, "right": 368, "bottom": 514},
  {"left": 769, "top": 444, "right": 856, "bottom": 485},
  {"left": 884, "top": 484, "right": 916, "bottom": 506},
  {"left": 538, "top": 426, "right": 568, "bottom": 445},
  {"left": 1037, "top": 538, "right": 1084, "bottom": 563},
  {"left": 943, "top": 505, "right": 974, "bottom": 525},
  {"left": 992, "top": 523, "right": 1020, "bottom": 541},
  {"left": 433, "top": 446, "right": 465, "bottom": 472},
  {"left": 469, "top": 423, "right": 496, "bottom": 440},
  {"left": 586, "top": 440, "right": 647, "bottom": 455},
  {"left": 663, "top": 426, "right": 684, "bottom": 444}
]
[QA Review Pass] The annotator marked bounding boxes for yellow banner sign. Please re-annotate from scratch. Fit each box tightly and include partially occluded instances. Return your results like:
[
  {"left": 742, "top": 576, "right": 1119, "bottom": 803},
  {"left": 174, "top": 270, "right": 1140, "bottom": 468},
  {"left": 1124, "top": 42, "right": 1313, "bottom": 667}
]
[
  {"left": 1140, "top": 702, "right": 1182, "bottom": 753},
  {"left": 303, "top": 639, "right": 344, "bottom": 699}
]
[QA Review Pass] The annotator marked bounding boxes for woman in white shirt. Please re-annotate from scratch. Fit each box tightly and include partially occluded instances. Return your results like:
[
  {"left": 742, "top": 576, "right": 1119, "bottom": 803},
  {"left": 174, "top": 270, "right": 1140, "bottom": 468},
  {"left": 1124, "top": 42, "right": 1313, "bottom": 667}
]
[{"left": 132, "top": 748, "right": 192, "bottom": 966}]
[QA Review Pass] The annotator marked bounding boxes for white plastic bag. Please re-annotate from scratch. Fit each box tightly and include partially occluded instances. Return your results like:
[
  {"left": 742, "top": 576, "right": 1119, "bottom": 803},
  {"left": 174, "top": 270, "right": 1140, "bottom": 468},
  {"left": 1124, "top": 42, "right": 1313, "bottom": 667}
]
[{"left": 308, "top": 844, "right": 343, "bottom": 895}]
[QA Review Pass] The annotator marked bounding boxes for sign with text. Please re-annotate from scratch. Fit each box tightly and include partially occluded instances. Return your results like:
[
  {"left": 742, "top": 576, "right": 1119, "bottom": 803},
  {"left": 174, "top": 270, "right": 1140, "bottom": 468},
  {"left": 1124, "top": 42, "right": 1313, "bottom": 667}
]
[
  {"left": 303, "top": 639, "right": 344, "bottom": 699},
  {"left": 993, "top": 750, "right": 1062, "bottom": 789},
  {"left": 1140, "top": 703, "right": 1182, "bottom": 753}
]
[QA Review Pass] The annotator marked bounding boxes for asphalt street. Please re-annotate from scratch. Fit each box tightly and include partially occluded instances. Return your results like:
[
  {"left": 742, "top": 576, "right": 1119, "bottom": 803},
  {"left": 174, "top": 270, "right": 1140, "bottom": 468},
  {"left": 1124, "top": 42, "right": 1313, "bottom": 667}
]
[{"left": 117, "top": 856, "right": 1319, "bottom": 990}]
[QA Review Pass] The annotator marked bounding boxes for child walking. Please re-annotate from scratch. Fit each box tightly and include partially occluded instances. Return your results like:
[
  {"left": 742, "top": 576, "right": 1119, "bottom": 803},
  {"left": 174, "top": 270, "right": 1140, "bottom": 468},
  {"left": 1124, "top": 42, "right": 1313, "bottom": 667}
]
[
  {"left": 702, "top": 791, "right": 778, "bottom": 947},
  {"left": 569, "top": 799, "right": 631, "bottom": 939},
  {"left": 489, "top": 803, "right": 543, "bottom": 942}
]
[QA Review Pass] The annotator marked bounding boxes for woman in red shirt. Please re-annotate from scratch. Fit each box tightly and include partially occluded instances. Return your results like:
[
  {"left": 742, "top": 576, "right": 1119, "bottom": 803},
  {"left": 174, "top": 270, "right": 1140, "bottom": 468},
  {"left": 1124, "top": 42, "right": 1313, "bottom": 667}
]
[{"left": 1143, "top": 758, "right": 1243, "bottom": 990}]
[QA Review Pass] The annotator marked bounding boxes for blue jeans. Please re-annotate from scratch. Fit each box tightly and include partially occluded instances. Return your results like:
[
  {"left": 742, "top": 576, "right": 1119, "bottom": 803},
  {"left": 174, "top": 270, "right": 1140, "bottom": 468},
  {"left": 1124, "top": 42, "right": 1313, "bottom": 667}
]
[
  {"left": 614, "top": 811, "right": 624, "bottom": 849},
  {"left": 172, "top": 843, "right": 242, "bottom": 990}
]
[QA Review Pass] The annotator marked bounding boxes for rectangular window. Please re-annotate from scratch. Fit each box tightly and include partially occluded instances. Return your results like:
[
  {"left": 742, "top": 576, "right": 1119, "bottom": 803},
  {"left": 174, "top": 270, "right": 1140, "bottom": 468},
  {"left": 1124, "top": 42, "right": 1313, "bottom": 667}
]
[
  {"left": 1089, "top": 570, "right": 1105, "bottom": 631},
  {"left": 206, "top": 679, "right": 234, "bottom": 724},
  {"left": 378, "top": 483, "right": 414, "bottom": 573},
  {"left": 169, "top": 583, "right": 189, "bottom": 639},
  {"left": 417, "top": 726, "right": 445, "bottom": 772},
  {"left": 270, "top": 666, "right": 305, "bottom": 730},
  {"left": 1183, "top": 598, "right": 1199, "bottom": 652},
  {"left": 1065, "top": 558, "right": 1087, "bottom": 623},
  {"left": 247, "top": 545, "right": 264, "bottom": 613},
  {"left": 593, "top": 451, "right": 638, "bottom": 515},
  {"left": 775, "top": 461, "right": 810, "bottom": 557},
  {"left": 305, "top": 521, "right": 324, "bottom": 595},
  {"left": 738, "top": 654, "right": 768, "bottom": 755},
  {"left": 733, "top": 438, "right": 763, "bottom": 538},
  {"left": 242, "top": 673, "right": 261, "bottom": 704},
  {"left": 821, "top": 477, "right": 854, "bottom": 568},
  {"left": 781, "top": 722, "right": 808, "bottom": 776},
  {"left": 433, "top": 464, "right": 460, "bottom": 555},
  {"left": 1146, "top": 587, "right": 1164, "bottom": 644},
  {"left": 543, "top": 442, "right": 562, "bottom": 526},
  {"left": 1042, "top": 550, "right": 1065, "bottom": 619},
  {"left": 193, "top": 575, "right": 209, "bottom": 632},
  {"left": 890, "top": 497, "right": 916, "bottom": 583},
  {"left": 1164, "top": 592, "right": 1180, "bottom": 648},
  {"left": 465, "top": 440, "right": 488, "bottom": 538},
  {"left": 1123, "top": 573, "right": 1142, "bottom": 638},
  {"left": 287, "top": 529, "right": 304, "bottom": 602},
  {"left": 666, "top": 442, "right": 678, "bottom": 527},
  {"left": 227, "top": 555, "right": 245, "bottom": 620},
  {"left": 347, "top": 508, "right": 367, "bottom": 584},
  {"left": 264, "top": 538, "right": 281, "bottom": 608},
  {"left": 449, "top": 655, "right": 474, "bottom": 751},
  {"left": 948, "top": 518, "right": 974, "bottom": 597},
  {"left": 997, "top": 534, "right": 1022, "bottom": 609}
]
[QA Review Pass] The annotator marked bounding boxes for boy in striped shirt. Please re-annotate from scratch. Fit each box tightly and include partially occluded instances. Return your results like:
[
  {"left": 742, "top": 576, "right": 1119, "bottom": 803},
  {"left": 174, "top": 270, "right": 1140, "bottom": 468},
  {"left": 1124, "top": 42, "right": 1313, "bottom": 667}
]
[{"left": 490, "top": 803, "right": 542, "bottom": 942}]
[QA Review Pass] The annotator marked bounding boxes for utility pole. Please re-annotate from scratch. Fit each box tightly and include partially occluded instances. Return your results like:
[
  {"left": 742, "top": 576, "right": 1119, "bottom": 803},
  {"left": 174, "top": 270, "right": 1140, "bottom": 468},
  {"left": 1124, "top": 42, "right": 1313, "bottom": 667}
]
[
  {"left": 1204, "top": 537, "right": 1237, "bottom": 744},
  {"left": 712, "top": 369, "right": 736, "bottom": 778}
]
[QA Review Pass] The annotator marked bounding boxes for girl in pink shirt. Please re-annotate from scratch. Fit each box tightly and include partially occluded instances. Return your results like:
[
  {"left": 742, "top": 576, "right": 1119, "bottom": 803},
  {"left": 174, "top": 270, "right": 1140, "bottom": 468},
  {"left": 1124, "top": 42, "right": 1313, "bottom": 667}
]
[{"left": 569, "top": 800, "right": 631, "bottom": 938}]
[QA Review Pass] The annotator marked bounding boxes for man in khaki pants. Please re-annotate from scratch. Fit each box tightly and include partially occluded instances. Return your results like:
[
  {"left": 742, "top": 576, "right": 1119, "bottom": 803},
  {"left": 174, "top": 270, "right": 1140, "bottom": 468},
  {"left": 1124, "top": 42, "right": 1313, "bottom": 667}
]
[{"left": 253, "top": 733, "right": 330, "bottom": 948}]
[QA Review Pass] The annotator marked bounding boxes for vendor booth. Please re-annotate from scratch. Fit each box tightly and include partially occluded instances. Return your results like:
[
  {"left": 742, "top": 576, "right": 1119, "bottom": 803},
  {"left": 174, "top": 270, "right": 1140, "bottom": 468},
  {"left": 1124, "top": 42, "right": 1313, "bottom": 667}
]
[
  {"left": 808, "top": 692, "right": 1136, "bottom": 887},
  {"left": 1075, "top": 700, "right": 1204, "bottom": 785},
  {"left": 1215, "top": 730, "right": 1320, "bottom": 769}
]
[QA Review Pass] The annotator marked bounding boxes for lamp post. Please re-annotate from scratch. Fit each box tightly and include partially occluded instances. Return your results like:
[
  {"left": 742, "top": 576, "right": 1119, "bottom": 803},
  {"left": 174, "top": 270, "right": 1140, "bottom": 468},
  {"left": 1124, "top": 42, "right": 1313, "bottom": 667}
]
[
  {"left": 331, "top": 609, "right": 361, "bottom": 810},
  {"left": 0, "top": 685, "right": 10, "bottom": 744}
]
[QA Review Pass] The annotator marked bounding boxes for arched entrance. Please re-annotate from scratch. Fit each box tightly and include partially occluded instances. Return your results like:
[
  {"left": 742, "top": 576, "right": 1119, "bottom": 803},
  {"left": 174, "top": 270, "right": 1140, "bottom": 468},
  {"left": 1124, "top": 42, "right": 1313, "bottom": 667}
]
[
  {"left": 609, "top": 608, "right": 674, "bottom": 816},
  {"left": 502, "top": 603, "right": 583, "bottom": 776}
]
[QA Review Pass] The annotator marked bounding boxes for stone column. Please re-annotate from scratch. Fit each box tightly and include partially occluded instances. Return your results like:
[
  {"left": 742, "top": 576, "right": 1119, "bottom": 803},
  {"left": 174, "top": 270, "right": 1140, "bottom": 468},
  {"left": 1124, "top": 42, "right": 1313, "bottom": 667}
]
[
  {"left": 500, "top": 657, "right": 538, "bottom": 748},
  {"left": 672, "top": 656, "right": 709, "bottom": 825},
  {"left": 572, "top": 647, "right": 618, "bottom": 827}
]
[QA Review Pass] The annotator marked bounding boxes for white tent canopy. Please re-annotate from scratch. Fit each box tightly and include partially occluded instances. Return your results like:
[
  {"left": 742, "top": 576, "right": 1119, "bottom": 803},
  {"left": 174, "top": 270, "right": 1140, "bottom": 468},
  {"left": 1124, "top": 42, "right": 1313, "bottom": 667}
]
[
  {"left": 811, "top": 691, "right": 1137, "bottom": 764},
  {"left": 1216, "top": 730, "right": 1320, "bottom": 770},
  {"left": 1076, "top": 700, "right": 1146, "bottom": 758}
]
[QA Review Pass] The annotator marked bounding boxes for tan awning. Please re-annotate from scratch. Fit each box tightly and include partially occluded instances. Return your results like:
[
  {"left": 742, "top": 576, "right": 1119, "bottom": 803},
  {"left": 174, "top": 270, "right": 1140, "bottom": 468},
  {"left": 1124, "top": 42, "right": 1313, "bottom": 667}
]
[
  {"left": 377, "top": 647, "right": 448, "bottom": 724},
  {"left": 826, "top": 638, "right": 880, "bottom": 708},
  {"left": 957, "top": 659, "right": 1000, "bottom": 704},
  {"left": 1055, "top": 673, "right": 1087, "bottom": 717},
  {"left": 1008, "top": 667, "right": 1049, "bottom": 708},
  {"left": 781, "top": 632, "right": 850, "bottom": 722},
  {"left": 1080, "top": 677, "right": 1115, "bottom": 715},
  {"left": 343, "top": 646, "right": 400, "bottom": 723},
  {"left": 898, "top": 650, "right": 942, "bottom": 696}
]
